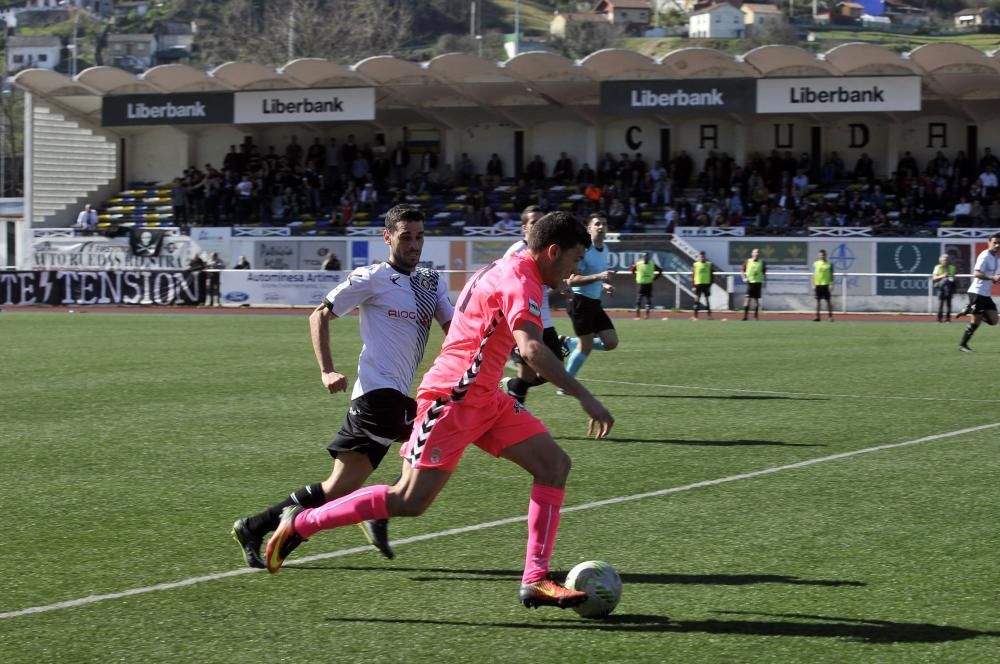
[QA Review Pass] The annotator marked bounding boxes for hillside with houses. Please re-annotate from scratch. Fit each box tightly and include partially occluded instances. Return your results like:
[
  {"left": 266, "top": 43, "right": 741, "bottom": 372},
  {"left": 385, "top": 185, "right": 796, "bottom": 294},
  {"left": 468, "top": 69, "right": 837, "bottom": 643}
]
[{"left": 2, "top": 0, "right": 1000, "bottom": 80}]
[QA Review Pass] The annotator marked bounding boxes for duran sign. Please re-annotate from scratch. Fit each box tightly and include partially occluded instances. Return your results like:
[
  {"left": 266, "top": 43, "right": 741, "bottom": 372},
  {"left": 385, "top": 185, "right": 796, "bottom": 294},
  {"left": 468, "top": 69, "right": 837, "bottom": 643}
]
[
  {"left": 756, "top": 76, "right": 921, "bottom": 114},
  {"left": 234, "top": 88, "right": 375, "bottom": 124},
  {"left": 600, "top": 79, "right": 756, "bottom": 115},
  {"left": 102, "top": 92, "right": 234, "bottom": 126}
]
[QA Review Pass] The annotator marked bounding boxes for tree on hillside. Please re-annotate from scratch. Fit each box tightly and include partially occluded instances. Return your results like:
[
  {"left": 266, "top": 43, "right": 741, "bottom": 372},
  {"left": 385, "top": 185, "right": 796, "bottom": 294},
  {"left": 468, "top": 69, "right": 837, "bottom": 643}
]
[
  {"left": 553, "top": 20, "right": 623, "bottom": 60},
  {"left": 195, "top": 0, "right": 414, "bottom": 66}
]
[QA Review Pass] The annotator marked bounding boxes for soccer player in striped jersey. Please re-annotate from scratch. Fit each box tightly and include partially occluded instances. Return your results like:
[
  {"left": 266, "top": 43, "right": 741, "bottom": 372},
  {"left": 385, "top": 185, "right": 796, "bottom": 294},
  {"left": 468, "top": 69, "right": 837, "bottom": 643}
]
[
  {"left": 231, "top": 205, "right": 453, "bottom": 567},
  {"left": 958, "top": 232, "right": 1000, "bottom": 352},
  {"left": 264, "top": 211, "right": 614, "bottom": 611}
]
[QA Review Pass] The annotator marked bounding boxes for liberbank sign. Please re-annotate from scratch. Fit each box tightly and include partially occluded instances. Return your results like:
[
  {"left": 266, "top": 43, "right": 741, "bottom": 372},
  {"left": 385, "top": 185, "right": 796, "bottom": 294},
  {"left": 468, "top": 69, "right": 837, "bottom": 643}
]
[
  {"left": 756, "top": 76, "right": 921, "bottom": 113},
  {"left": 601, "top": 79, "right": 755, "bottom": 114},
  {"left": 601, "top": 76, "right": 921, "bottom": 115},
  {"left": 102, "top": 88, "right": 375, "bottom": 126}
]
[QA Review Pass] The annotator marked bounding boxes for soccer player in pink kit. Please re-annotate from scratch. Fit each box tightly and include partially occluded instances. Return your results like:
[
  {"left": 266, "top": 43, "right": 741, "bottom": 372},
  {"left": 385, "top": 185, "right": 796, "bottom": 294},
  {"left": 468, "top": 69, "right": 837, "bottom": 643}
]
[{"left": 265, "top": 211, "right": 615, "bottom": 609}]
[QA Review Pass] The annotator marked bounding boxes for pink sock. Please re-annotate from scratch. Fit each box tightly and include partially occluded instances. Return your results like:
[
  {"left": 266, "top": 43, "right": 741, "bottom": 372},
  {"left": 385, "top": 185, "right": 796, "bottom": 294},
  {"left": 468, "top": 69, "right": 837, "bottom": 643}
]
[
  {"left": 293, "top": 485, "right": 389, "bottom": 540},
  {"left": 521, "top": 484, "right": 566, "bottom": 584}
]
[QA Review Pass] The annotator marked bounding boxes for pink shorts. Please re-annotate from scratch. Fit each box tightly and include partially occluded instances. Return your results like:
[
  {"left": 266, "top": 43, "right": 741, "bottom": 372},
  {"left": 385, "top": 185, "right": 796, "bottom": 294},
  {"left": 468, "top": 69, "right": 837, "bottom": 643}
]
[{"left": 400, "top": 390, "right": 549, "bottom": 472}]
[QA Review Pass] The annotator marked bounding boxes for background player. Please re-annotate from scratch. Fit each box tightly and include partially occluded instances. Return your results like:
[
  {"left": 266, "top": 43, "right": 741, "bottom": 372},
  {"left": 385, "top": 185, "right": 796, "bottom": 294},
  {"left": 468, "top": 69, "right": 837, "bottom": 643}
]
[
  {"left": 958, "top": 232, "right": 1000, "bottom": 351},
  {"left": 741, "top": 247, "right": 766, "bottom": 320},
  {"left": 629, "top": 252, "right": 663, "bottom": 320},
  {"left": 563, "top": 213, "right": 619, "bottom": 386},
  {"left": 501, "top": 205, "right": 571, "bottom": 404},
  {"left": 812, "top": 249, "right": 835, "bottom": 322},
  {"left": 691, "top": 250, "right": 713, "bottom": 319}
]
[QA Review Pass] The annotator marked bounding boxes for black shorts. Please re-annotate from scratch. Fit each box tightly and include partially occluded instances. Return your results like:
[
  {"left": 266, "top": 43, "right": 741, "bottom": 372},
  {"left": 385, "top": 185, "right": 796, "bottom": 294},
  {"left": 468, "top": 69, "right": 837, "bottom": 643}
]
[
  {"left": 327, "top": 388, "right": 417, "bottom": 469},
  {"left": 694, "top": 284, "right": 711, "bottom": 297},
  {"left": 969, "top": 293, "right": 998, "bottom": 315},
  {"left": 568, "top": 294, "right": 614, "bottom": 337},
  {"left": 636, "top": 283, "right": 653, "bottom": 302},
  {"left": 938, "top": 282, "right": 955, "bottom": 300},
  {"left": 512, "top": 326, "right": 567, "bottom": 364},
  {"left": 814, "top": 285, "right": 831, "bottom": 301},
  {"left": 746, "top": 283, "right": 763, "bottom": 299}
]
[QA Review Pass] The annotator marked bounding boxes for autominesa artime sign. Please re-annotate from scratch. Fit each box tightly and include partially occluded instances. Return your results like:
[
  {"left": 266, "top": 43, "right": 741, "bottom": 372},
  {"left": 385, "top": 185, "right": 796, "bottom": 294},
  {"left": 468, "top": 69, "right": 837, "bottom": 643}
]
[
  {"left": 756, "top": 76, "right": 921, "bottom": 113},
  {"left": 234, "top": 88, "right": 375, "bottom": 123}
]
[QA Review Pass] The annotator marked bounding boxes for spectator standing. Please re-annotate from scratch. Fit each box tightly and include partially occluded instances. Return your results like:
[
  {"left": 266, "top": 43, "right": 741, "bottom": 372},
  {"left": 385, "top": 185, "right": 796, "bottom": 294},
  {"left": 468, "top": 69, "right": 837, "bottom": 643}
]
[
  {"left": 359, "top": 183, "right": 379, "bottom": 212},
  {"left": 285, "top": 135, "right": 304, "bottom": 170},
  {"left": 485, "top": 153, "right": 504, "bottom": 188},
  {"left": 75, "top": 203, "right": 98, "bottom": 234},
  {"left": 390, "top": 141, "right": 411, "bottom": 186},
  {"left": 649, "top": 160, "right": 669, "bottom": 206},
  {"left": 456, "top": 153, "right": 475, "bottom": 185},
  {"left": 234, "top": 255, "right": 251, "bottom": 270},
  {"left": 306, "top": 138, "right": 326, "bottom": 169},
  {"left": 187, "top": 252, "right": 207, "bottom": 306},
  {"left": 321, "top": 253, "right": 342, "bottom": 271},
  {"left": 206, "top": 252, "right": 225, "bottom": 307},
  {"left": 235, "top": 175, "right": 255, "bottom": 222},
  {"left": 933, "top": 253, "right": 957, "bottom": 323},
  {"left": 552, "top": 152, "right": 573, "bottom": 182}
]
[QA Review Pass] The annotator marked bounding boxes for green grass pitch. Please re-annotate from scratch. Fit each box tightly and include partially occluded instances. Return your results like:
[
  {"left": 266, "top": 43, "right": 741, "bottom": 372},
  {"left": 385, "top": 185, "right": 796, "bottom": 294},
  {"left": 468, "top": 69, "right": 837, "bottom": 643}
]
[{"left": 1, "top": 311, "right": 998, "bottom": 663}]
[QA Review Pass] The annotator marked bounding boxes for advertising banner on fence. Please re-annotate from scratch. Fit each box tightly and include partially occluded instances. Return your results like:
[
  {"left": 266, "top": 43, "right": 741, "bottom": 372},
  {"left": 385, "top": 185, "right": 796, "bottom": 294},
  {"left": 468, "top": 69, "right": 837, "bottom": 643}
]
[
  {"left": 220, "top": 270, "right": 345, "bottom": 307},
  {"left": 809, "top": 240, "right": 875, "bottom": 295},
  {"left": 0, "top": 270, "right": 201, "bottom": 305},
  {"left": 728, "top": 240, "right": 809, "bottom": 294},
  {"left": 33, "top": 237, "right": 192, "bottom": 270},
  {"left": 876, "top": 242, "right": 938, "bottom": 295},
  {"left": 756, "top": 76, "right": 921, "bottom": 114},
  {"left": 234, "top": 88, "right": 375, "bottom": 124}
]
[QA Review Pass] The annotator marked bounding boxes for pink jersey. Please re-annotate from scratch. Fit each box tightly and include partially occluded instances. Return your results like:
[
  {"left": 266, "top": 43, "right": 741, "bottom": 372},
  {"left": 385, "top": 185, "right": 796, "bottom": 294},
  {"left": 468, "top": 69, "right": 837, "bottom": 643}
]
[{"left": 417, "top": 251, "right": 544, "bottom": 403}]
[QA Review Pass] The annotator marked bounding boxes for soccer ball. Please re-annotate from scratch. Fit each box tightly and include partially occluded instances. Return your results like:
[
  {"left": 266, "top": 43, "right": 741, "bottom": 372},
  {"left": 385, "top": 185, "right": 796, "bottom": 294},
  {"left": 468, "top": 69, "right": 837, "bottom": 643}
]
[{"left": 565, "top": 560, "right": 622, "bottom": 619}]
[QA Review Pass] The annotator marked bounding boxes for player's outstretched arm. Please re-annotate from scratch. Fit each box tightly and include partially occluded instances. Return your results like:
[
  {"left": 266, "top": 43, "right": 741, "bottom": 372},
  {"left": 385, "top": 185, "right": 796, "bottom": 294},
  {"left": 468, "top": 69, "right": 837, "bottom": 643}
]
[
  {"left": 513, "top": 325, "right": 614, "bottom": 439},
  {"left": 309, "top": 303, "right": 348, "bottom": 394}
]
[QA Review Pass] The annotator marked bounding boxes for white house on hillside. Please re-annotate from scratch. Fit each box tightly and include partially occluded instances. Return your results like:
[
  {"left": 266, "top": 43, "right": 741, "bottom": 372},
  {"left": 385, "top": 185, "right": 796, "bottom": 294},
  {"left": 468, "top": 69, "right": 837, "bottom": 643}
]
[
  {"left": 954, "top": 7, "right": 1000, "bottom": 28},
  {"left": 7, "top": 35, "right": 62, "bottom": 73},
  {"left": 689, "top": 2, "right": 744, "bottom": 38}
]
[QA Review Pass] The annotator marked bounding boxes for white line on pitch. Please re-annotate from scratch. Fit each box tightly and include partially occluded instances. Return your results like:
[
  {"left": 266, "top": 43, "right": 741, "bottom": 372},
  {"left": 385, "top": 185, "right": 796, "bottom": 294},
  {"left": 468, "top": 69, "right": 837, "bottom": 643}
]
[
  {"left": 3, "top": 421, "right": 998, "bottom": 621},
  {"left": 581, "top": 378, "right": 1000, "bottom": 403}
]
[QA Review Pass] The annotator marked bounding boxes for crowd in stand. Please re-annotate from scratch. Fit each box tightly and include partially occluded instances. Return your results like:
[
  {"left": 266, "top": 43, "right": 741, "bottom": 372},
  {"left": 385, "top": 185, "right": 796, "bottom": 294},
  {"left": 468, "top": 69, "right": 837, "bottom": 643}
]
[{"left": 162, "top": 135, "right": 1000, "bottom": 235}]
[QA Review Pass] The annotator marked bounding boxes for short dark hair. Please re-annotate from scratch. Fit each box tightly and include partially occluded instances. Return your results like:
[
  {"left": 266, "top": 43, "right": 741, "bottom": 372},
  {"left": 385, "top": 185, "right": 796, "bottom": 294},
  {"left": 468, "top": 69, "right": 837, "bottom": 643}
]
[
  {"left": 991, "top": 231, "right": 1000, "bottom": 242},
  {"left": 521, "top": 205, "right": 544, "bottom": 223},
  {"left": 526, "top": 211, "right": 591, "bottom": 252},
  {"left": 385, "top": 205, "right": 424, "bottom": 231},
  {"left": 588, "top": 212, "right": 607, "bottom": 225}
]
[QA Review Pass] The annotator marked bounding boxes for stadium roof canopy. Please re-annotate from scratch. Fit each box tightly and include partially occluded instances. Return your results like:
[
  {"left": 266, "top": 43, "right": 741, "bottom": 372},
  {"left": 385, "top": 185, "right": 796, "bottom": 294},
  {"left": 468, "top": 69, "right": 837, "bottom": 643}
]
[{"left": 14, "top": 43, "right": 1000, "bottom": 128}]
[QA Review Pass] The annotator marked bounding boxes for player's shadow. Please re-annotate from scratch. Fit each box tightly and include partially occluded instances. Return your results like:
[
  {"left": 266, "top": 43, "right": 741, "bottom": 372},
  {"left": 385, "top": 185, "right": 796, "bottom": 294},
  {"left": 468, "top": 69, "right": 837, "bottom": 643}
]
[
  {"left": 324, "top": 612, "right": 999, "bottom": 644},
  {"left": 307, "top": 566, "right": 862, "bottom": 589},
  {"left": 595, "top": 393, "right": 827, "bottom": 402},
  {"left": 559, "top": 435, "right": 824, "bottom": 447}
]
